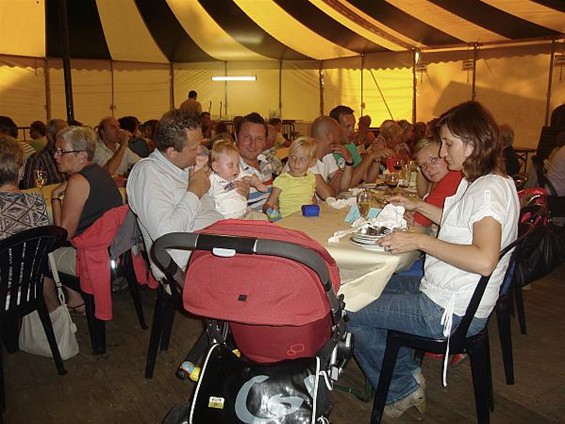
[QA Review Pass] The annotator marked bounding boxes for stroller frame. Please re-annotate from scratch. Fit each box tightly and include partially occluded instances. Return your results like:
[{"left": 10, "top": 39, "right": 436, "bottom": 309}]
[{"left": 152, "top": 227, "right": 354, "bottom": 422}]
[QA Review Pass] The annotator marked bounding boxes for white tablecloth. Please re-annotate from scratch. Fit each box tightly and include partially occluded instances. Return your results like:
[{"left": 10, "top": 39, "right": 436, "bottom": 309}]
[{"left": 277, "top": 202, "right": 419, "bottom": 311}]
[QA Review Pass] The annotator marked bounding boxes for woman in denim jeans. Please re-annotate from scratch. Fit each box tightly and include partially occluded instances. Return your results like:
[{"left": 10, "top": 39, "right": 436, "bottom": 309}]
[{"left": 347, "top": 101, "right": 519, "bottom": 418}]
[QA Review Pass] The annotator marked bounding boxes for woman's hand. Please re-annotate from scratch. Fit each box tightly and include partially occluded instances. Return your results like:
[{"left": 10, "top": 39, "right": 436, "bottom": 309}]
[
  {"left": 378, "top": 230, "right": 426, "bottom": 254},
  {"left": 387, "top": 194, "right": 423, "bottom": 211},
  {"left": 51, "top": 181, "right": 68, "bottom": 199}
]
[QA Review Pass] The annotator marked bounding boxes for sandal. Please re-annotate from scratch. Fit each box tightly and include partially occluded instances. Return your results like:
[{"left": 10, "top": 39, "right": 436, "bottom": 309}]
[{"left": 67, "top": 302, "right": 86, "bottom": 316}]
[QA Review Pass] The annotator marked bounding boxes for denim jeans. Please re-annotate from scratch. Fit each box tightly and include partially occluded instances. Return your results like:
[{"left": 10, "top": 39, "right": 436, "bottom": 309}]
[{"left": 346, "top": 274, "right": 487, "bottom": 404}]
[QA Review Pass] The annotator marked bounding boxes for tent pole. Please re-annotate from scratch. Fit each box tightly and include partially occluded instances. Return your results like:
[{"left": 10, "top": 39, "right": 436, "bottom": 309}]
[
  {"left": 224, "top": 61, "right": 228, "bottom": 118},
  {"left": 279, "top": 59, "right": 283, "bottom": 118},
  {"left": 545, "top": 39, "right": 556, "bottom": 125},
  {"left": 45, "top": 58, "right": 51, "bottom": 122},
  {"left": 57, "top": 0, "right": 74, "bottom": 122},
  {"left": 110, "top": 60, "right": 115, "bottom": 117},
  {"left": 170, "top": 63, "right": 175, "bottom": 110},
  {"left": 360, "top": 54, "right": 365, "bottom": 117},
  {"left": 471, "top": 44, "right": 478, "bottom": 100},
  {"left": 412, "top": 49, "right": 417, "bottom": 123},
  {"left": 319, "top": 61, "right": 324, "bottom": 116}
]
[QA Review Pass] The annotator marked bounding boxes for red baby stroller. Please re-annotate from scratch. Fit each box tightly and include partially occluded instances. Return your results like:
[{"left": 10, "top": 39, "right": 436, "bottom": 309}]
[{"left": 153, "top": 220, "right": 353, "bottom": 424}]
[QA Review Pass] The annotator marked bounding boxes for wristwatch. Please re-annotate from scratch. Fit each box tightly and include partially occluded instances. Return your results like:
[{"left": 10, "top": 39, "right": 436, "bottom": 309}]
[{"left": 344, "top": 160, "right": 354, "bottom": 167}]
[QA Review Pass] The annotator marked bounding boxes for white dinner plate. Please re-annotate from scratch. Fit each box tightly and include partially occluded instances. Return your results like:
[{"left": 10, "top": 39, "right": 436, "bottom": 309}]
[{"left": 349, "top": 236, "right": 386, "bottom": 251}]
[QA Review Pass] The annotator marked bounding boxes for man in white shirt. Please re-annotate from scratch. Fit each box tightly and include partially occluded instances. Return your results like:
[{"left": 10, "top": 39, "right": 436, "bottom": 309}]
[
  {"left": 94, "top": 117, "right": 141, "bottom": 177},
  {"left": 127, "top": 110, "right": 222, "bottom": 280}
]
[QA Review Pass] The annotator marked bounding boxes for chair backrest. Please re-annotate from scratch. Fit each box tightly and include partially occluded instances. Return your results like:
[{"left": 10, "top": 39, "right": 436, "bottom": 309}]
[
  {"left": 452, "top": 236, "right": 522, "bottom": 341},
  {"left": 0, "top": 226, "right": 67, "bottom": 317}
]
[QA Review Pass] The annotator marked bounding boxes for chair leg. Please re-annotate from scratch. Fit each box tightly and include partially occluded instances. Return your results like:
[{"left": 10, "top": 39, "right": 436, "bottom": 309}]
[
  {"left": 159, "top": 293, "right": 178, "bottom": 352},
  {"left": 495, "top": 298, "right": 515, "bottom": 385},
  {"left": 371, "top": 335, "right": 402, "bottom": 424},
  {"left": 84, "top": 293, "right": 106, "bottom": 355},
  {"left": 145, "top": 287, "right": 166, "bottom": 379},
  {"left": 513, "top": 282, "right": 527, "bottom": 334},
  {"left": 0, "top": 344, "right": 5, "bottom": 413},
  {"left": 36, "top": 303, "right": 66, "bottom": 376},
  {"left": 124, "top": 252, "right": 148, "bottom": 330},
  {"left": 467, "top": 336, "right": 492, "bottom": 424}
]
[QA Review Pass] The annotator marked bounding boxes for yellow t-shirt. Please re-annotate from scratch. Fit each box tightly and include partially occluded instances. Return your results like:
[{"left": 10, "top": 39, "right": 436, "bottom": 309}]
[{"left": 273, "top": 172, "right": 316, "bottom": 217}]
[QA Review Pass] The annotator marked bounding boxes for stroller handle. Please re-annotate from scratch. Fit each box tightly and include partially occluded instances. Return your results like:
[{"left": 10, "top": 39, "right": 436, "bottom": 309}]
[{"left": 152, "top": 232, "right": 334, "bottom": 293}]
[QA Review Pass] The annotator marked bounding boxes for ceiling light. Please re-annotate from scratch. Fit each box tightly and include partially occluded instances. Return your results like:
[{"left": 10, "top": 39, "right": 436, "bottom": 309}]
[{"left": 211, "top": 76, "right": 257, "bottom": 82}]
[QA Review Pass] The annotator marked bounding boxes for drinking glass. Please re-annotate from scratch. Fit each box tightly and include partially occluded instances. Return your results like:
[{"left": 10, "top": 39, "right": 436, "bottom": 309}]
[
  {"left": 385, "top": 173, "right": 399, "bottom": 195},
  {"left": 357, "top": 189, "right": 371, "bottom": 220},
  {"left": 34, "top": 169, "right": 46, "bottom": 189},
  {"left": 398, "top": 164, "right": 411, "bottom": 189}
]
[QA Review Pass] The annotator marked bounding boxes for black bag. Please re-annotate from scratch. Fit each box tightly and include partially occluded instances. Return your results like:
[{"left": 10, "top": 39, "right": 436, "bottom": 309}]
[
  {"left": 188, "top": 344, "right": 332, "bottom": 424},
  {"left": 514, "top": 222, "right": 565, "bottom": 286}
]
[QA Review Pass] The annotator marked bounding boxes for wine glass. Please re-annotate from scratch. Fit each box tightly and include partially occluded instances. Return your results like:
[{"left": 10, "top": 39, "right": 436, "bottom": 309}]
[
  {"left": 357, "top": 189, "right": 371, "bottom": 220},
  {"left": 33, "top": 169, "right": 46, "bottom": 189},
  {"left": 385, "top": 173, "right": 399, "bottom": 195}
]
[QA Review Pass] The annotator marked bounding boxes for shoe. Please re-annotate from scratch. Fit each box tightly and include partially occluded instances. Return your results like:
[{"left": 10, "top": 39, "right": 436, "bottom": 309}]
[
  {"left": 67, "top": 302, "right": 86, "bottom": 316},
  {"left": 449, "top": 353, "right": 467, "bottom": 368},
  {"left": 384, "top": 385, "right": 426, "bottom": 418},
  {"left": 412, "top": 368, "right": 426, "bottom": 389},
  {"left": 111, "top": 276, "right": 129, "bottom": 293}
]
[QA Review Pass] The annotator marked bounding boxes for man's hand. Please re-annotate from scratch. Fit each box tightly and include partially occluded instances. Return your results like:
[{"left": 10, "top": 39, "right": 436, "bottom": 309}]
[
  {"left": 331, "top": 144, "right": 352, "bottom": 163},
  {"left": 188, "top": 166, "right": 211, "bottom": 198},
  {"left": 233, "top": 177, "right": 251, "bottom": 198}
]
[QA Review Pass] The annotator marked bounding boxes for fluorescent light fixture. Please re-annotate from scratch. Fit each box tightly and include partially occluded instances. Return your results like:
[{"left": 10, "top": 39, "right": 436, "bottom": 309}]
[{"left": 211, "top": 75, "right": 257, "bottom": 82}]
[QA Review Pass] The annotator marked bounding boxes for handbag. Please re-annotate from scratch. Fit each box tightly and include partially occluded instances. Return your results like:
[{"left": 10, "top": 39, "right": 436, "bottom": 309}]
[
  {"left": 19, "top": 253, "right": 79, "bottom": 360},
  {"left": 514, "top": 221, "right": 565, "bottom": 286},
  {"left": 188, "top": 344, "right": 332, "bottom": 424}
]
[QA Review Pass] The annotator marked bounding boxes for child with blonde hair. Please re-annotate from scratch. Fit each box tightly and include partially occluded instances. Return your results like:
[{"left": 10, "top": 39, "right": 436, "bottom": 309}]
[
  {"left": 206, "top": 141, "right": 268, "bottom": 219},
  {"left": 263, "top": 136, "right": 317, "bottom": 218}
]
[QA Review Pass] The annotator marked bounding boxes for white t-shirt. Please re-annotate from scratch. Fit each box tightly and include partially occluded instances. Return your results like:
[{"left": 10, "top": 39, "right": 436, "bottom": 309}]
[
  {"left": 309, "top": 153, "right": 339, "bottom": 182},
  {"left": 547, "top": 145, "right": 565, "bottom": 196},
  {"left": 421, "top": 174, "right": 519, "bottom": 318},
  {"left": 208, "top": 171, "right": 249, "bottom": 219}
]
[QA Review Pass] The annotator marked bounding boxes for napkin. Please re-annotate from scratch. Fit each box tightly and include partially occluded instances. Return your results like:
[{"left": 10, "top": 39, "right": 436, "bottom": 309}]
[
  {"left": 368, "top": 203, "right": 407, "bottom": 230},
  {"left": 326, "top": 196, "right": 357, "bottom": 209},
  {"left": 328, "top": 203, "right": 406, "bottom": 244},
  {"left": 344, "top": 205, "right": 381, "bottom": 223}
]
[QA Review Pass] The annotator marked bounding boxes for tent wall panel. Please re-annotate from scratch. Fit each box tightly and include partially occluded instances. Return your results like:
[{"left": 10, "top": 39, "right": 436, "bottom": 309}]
[
  {"left": 0, "top": 56, "right": 46, "bottom": 129},
  {"left": 112, "top": 62, "right": 170, "bottom": 123},
  {"left": 222, "top": 61, "right": 280, "bottom": 119},
  {"left": 175, "top": 62, "right": 226, "bottom": 119},
  {"left": 281, "top": 60, "right": 320, "bottom": 122},
  {"left": 475, "top": 53, "right": 548, "bottom": 148},
  {"left": 361, "top": 67, "right": 413, "bottom": 125},
  {"left": 415, "top": 60, "right": 474, "bottom": 125},
  {"left": 48, "top": 59, "right": 113, "bottom": 128}
]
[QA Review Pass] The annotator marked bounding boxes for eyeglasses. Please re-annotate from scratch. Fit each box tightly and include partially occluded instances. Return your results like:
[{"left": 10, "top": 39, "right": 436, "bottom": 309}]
[
  {"left": 53, "top": 149, "right": 85, "bottom": 157},
  {"left": 417, "top": 156, "right": 442, "bottom": 171}
]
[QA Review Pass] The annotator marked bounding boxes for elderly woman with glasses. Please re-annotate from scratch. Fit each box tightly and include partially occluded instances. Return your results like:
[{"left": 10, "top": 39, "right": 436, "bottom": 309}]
[{"left": 48, "top": 126, "right": 123, "bottom": 314}]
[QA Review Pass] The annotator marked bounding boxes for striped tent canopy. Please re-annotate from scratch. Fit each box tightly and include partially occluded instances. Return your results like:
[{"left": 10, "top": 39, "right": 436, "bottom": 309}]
[{"left": 2, "top": 0, "right": 564, "bottom": 63}]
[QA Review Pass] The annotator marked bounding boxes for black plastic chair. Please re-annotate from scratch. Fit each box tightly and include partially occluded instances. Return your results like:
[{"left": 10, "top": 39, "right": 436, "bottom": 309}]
[
  {"left": 58, "top": 248, "right": 148, "bottom": 355},
  {"left": 494, "top": 221, "right": 534, "bottom": 385},
  {"left": 0, "top": 226, "right": 68, "bottom": 413},
  {"left": 371, "top": 239, "right": 520, "bottom": 424},
  {"left": 144, "top": 279, "right": 183, "bottom": 378}
]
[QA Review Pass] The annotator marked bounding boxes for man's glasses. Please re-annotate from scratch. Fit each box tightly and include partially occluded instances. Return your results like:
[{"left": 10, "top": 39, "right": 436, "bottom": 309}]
[{"left": 53, "top": 149, "right": 85, "bottom": 157}]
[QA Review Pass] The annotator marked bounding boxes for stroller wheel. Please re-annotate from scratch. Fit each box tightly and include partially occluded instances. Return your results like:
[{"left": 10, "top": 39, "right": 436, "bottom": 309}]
[{"left": 162, "top": 401, "right": 191, "bottom": 424}]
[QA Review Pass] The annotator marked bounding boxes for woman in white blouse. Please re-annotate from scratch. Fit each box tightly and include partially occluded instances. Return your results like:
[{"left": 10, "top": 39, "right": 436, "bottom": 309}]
[{"left": 347, "top": 101, "right": 519, "bottom": 418}]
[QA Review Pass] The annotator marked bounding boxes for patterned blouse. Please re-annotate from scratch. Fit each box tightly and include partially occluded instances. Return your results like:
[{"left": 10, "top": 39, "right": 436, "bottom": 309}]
[{"left": 0, "top": 192, "right": 49, "bottom": 240}]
